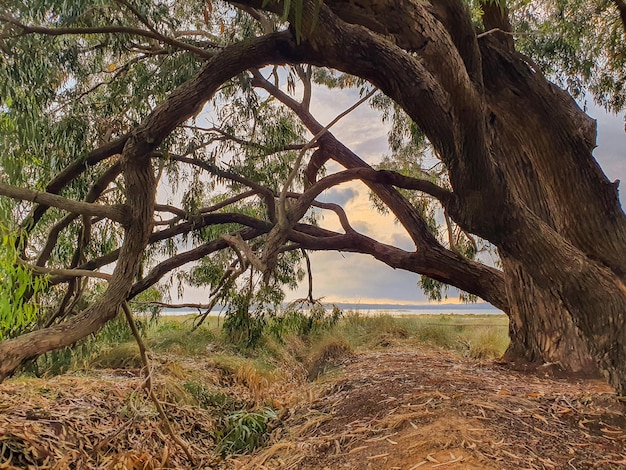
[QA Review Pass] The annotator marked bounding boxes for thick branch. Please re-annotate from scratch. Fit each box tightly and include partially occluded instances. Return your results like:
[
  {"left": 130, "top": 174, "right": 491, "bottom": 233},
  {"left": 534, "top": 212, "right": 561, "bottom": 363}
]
[
  {"left": 0, "top": 181, "right": 128, "bottom": 224},
  {"left": 129, "top": 228, "right": 266, "bottom": 298},
  {"left": 26, "top": 136, "right": 128, "bottom": 230},
  {"left": 289, "top": 225, "right": 508, "bottom": 312},
  {"left": 251, "top": 70, "right": 446, "bottom": 247},
  {"left": 24, "top": 262, "right": 112, "bottom": 281}
]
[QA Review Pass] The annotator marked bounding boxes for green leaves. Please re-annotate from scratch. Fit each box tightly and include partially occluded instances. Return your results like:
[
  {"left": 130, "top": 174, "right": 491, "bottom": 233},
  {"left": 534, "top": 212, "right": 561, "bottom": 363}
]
[
  {"left": 510, "top": 0, "right": 626, "bottom": 111},
  {"left": 216, "top": 407, "right": 278, "bottom": 455},
  {"left": 0, "top": 228, "right": 48, "bottom": 339},
  {"left": 261, "top": 0, "right": 322, "bottom": 43}
]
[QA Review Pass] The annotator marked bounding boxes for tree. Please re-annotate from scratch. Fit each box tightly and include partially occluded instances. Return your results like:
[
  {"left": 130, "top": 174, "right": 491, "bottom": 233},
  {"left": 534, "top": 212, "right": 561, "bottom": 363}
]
[{"left": 0, "top": 0, "right": 625, "bottom": 392}]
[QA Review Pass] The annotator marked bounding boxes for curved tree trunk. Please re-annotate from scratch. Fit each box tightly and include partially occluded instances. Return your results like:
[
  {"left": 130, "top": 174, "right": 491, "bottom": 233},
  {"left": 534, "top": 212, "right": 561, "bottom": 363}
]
[
  {"left": 283, "top": 0, "right": 626, "bottom": 390},
  {"left": 478, "top": 35, "right": 623, "bottom": 378}
]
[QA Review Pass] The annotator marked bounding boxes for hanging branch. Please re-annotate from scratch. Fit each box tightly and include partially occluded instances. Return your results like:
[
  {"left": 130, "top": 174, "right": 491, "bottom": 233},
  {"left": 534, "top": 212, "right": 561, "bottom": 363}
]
[
  {"left": 260, "top": 81, "right": 378, "bottom": 280},
  {"left": 0, "top": 14, "right": 215, "bottom": 59},
  {"left": 121, "top": 302, "right": 197, "bottom": 464},
  {"left": 192, "top": 249, "right": 250, "bottom": 330},
  {"left": 301, "top": 248, "right": 314, "bottom": 303}
]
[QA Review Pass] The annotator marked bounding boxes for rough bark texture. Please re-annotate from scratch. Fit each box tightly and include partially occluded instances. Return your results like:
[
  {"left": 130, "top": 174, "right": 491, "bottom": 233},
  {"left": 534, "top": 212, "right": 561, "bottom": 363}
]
[
  {"left": 271, "top": 0, "right": 626, "bottom": 390},
  {"left": 501, "top": 256, "right": 597, "bottom": 374}
]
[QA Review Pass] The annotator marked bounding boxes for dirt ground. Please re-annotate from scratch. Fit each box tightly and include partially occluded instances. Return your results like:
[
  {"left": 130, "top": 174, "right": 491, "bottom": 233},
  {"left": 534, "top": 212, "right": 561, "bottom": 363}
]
[
  {"left": 1, "top": 345, "right": 625, "bottom": 469},
  {"left": 233, "top": 348, "right": 626, "bottom": 470}
]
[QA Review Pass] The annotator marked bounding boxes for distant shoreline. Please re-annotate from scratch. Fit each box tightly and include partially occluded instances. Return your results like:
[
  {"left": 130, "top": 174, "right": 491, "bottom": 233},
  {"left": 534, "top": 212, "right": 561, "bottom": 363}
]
[{"left": 153, "top": 301, "right": 503, "bottom": 316}]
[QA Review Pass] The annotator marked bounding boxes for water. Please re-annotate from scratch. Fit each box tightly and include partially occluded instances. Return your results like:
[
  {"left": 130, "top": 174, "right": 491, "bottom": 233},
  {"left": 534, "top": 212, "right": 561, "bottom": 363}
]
[{"left": 156, "top": 302, "right": 504, "bottom": 317}]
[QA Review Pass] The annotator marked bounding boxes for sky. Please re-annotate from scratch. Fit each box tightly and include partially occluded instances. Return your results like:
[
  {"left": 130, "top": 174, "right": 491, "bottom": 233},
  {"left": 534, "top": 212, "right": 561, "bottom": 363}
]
[
  {"left": 178, "top": 85, "right": 626, "bottom": 308},
  {"left": 287, "top": 91, "right": 626, "bottom": 306}
]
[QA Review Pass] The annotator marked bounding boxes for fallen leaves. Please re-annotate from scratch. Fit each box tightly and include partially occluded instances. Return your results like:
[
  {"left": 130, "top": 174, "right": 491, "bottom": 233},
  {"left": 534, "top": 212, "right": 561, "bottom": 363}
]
[{"left": 233, "top": 348, "right": 626, "bottom": 469}]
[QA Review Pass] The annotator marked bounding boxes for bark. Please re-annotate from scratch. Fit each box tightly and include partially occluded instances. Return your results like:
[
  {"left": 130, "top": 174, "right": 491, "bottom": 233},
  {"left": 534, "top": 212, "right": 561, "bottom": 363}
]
[
  {"left": 0, "top": 152, "right": 154, "bottom": 382},
  {"left": 501, "top": 256, "right": 597, "bottom": 374},
  {"left": 0, "top": 181, "right": 129, "bottom": 223},
  {"left": 262, "top": 0, "right": 626, "bottom": 388},
  {"left": 478, "top": 36, "right": 626, "bottom": 375}
]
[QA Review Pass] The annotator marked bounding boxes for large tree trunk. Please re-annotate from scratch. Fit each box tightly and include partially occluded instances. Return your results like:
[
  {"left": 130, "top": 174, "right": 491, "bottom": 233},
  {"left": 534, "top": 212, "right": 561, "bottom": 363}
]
[
  {"left": 501, "top": 256, "right": 597, "bottom": 375},
  {"left": 478, "top": 37, "right": 625, "bottom": 379},
  {"left": 477, "top": 39, "right": 626, "bottom": 390},
  {"left": 282, "top": 0, "right": 626, "bottom": 391}
]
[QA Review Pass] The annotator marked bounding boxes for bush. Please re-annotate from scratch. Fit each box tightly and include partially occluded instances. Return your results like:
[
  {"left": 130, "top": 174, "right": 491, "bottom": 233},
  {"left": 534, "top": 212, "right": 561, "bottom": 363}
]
[
  {"left": 216, "top": 408, "right": 278, "bottom": 455},
  {"left": 266, "top": 304, "right": 343, "bottom": 342}
]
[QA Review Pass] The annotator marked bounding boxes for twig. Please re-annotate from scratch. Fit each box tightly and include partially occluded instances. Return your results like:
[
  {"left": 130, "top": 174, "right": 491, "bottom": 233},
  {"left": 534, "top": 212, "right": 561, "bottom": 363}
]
[
  {"left": 122, "top": 302, "right": 197, "bottom": 465},
  {"left": 257, "top": 83, "right": 378, "bottom": 280},
  {"left": 476, "top": 28, "right": 537, "bottom": 39},
  {"left": 17, "top": 258, "right": 112, "bottom": 281}
]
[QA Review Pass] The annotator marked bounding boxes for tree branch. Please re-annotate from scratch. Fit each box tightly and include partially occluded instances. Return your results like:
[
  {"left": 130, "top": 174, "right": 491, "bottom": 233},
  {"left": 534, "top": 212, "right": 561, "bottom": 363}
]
[
  {"left": 23, "top": 136, "right": 128, "bottom": 230},
  {"left": 129, "top": 228, "right": 266, "bottom": 298},
  {"left": 0, "top": 14, "right": 215, "bottom": 59},
  {"left": 36, "top": 162, "right": 122, "bottom": 267},
  {"left": 0, "top": 181, "right": 128, "bottom": 224},
  {"left": 19, "top": 258, "right": 112, "bottom": 281},
  {"left": 122, "top": 302, "right": 197, "bottom": 464}
]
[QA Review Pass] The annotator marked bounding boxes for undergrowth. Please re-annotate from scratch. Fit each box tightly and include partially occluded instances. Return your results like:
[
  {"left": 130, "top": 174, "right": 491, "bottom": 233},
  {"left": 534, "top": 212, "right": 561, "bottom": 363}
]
[{"left": 16, "top": 307, "right": 509, "bottom": 458}]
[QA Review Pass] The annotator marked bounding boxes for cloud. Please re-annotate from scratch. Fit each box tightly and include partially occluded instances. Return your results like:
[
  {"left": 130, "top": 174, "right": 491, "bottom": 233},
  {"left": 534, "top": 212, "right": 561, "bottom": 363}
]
[
  {"left": 308, "top": 86, "right": 391, "bottom": 164},
  {"left": 390, "top": 233, "right": 416, "bottom": 251},
  {"left": 288, "top": 251, "right": 430, "bottom": 304},
  {"left": 321, "top": 186, "right": 359, "bottom": 207},
  {"left": 351, "top": 220, "right": 373, "bottom": 235}
]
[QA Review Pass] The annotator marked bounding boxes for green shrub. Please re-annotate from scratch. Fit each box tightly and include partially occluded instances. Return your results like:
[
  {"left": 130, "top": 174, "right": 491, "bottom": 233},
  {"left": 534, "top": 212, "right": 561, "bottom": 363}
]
[
  {"left": 216, "top": 408, "right": 277, "bottom": 455},
  {"left": 266, "top": 304, "right": 343, "bottom": 342}
]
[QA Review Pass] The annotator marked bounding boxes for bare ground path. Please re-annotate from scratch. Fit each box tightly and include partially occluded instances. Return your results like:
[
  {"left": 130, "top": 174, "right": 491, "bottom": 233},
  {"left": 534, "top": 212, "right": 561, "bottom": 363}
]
[{"left": 233, "top": 348, "right": 626, "bottom": 470}]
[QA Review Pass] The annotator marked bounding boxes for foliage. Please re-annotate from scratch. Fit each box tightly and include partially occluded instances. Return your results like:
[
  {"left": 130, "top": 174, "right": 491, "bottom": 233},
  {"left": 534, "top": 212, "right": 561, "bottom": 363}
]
[
  {"left": 215, "top": 407, "right": 278, "bottom": 455},
  {"left": 0, "top": 227, "right": 47, "bottom": 339},
  {"left": 266, "top": 302, "right": 342, "bottom": 340},
  {"left": 510, "top": 0, "right": 626, "bottom": 111}
]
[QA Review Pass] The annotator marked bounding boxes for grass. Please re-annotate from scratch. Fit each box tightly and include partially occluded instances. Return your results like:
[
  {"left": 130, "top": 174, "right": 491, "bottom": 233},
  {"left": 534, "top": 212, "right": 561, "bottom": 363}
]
[
  {"left": 16, "top": 308, "right": 509, "bottom": 459},
  {"left": 25, "top": 310, "right": 509, "bottom": 378},
  {"left": 335, "top": 311, "right": 509, "bottom": 359}
]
